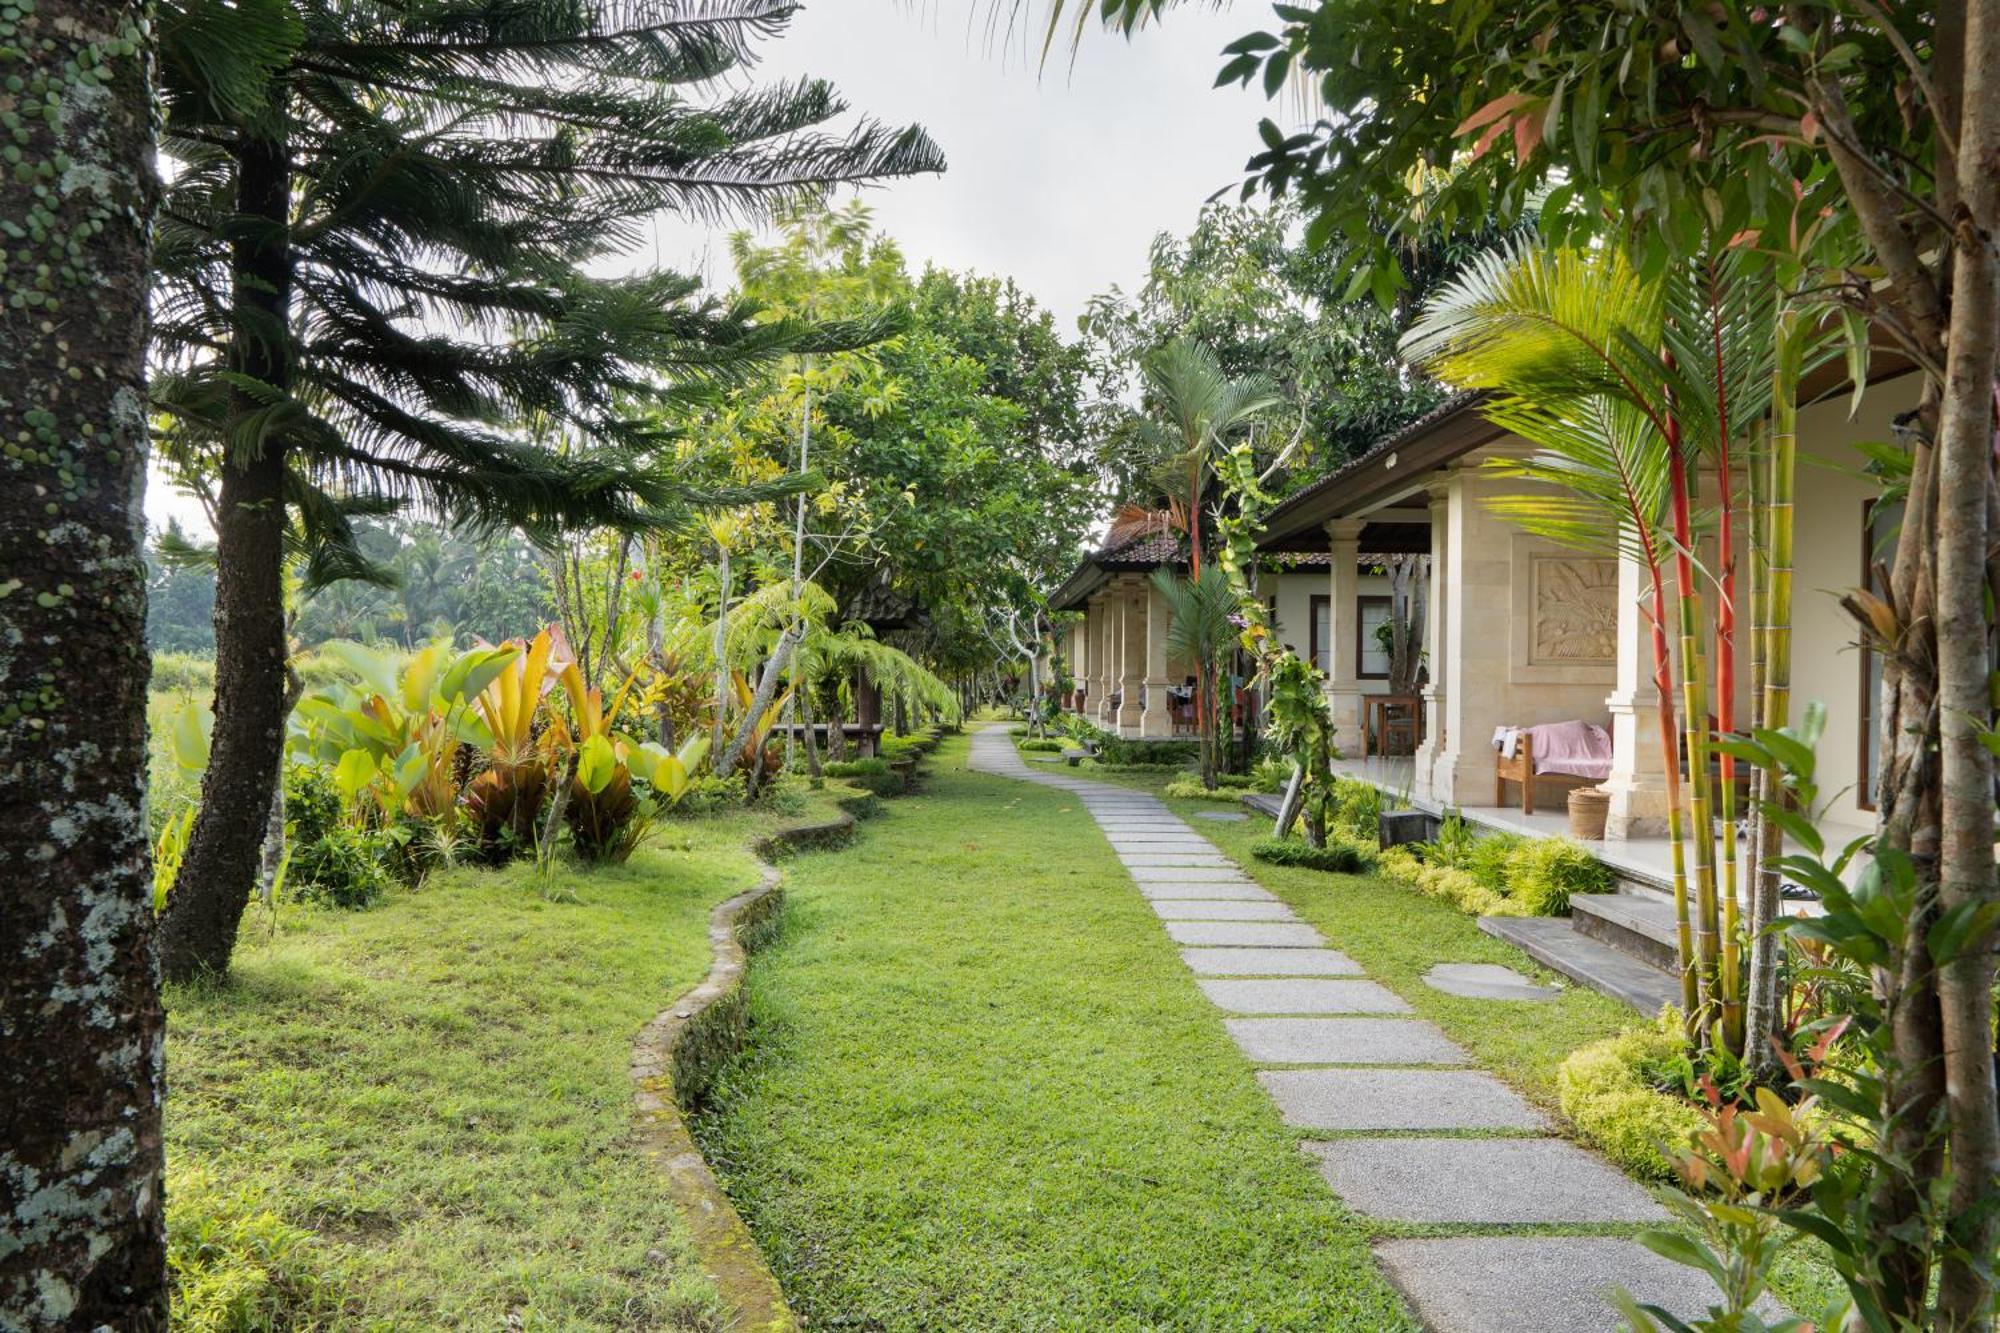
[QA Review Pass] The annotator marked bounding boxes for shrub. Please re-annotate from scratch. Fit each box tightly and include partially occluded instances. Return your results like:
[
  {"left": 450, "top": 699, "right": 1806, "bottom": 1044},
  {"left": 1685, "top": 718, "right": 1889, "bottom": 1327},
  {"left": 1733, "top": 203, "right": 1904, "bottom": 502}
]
[
  {"left": 1462, "top": 831, "right": 1527, "bottom": 892},
  {"left": 1249, "top": 759, "right": 1290, "bottom": 793},
  {"left": 1430, "top": 809, "right": 1478, "bottom": 867},
  {"left": 1557, "top": 1021, "right": 1704, "bottom": 1181},
  {"left": 670, "top": 772, "right": 748, "bottom": 817},
  {"left": 1330, "top": 776, "right": 1381, "bottom": 839},
  {"left": 1377, "top": 844, "right": 1426, "bottom": 886},
  {"left": 152, "top": 651, "right": 216, "bottom": 696},
  {"left": 287, "top": 825, "right": 391, "bottom": 909},
  {"left": 1096, "top": 737, "right": 1197, "bottom": 767},
  {"left": 1252, "top": 836, "right": 1367, "bottom": 873},
  {"left": 823, "top": 758, "right": 889, "bottom": 777},
  {"left": 824, "top": 759, "right": 902, "bottom": 798},
  {"left": 1412, "top": 864, "right": 1517, "bottom": 916},
  {"left": 1016, "top": 737, "right": 1065, "bottom": 753},
  {"left": 1502, "top": 837, "right": 1615, "bottom": 915},
  {"left": 283, "top": 764, "right": 343, "bottom": 846},
  {"left": 1163, "top": 778, "right": 1244, "bottom": 802}
]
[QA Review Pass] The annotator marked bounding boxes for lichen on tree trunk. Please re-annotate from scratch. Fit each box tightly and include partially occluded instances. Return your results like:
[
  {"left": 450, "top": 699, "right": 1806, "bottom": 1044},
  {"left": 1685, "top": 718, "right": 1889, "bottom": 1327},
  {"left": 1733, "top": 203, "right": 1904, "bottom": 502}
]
[{"left": 0, "top": 2, "right": 168, "bottom": 1324}]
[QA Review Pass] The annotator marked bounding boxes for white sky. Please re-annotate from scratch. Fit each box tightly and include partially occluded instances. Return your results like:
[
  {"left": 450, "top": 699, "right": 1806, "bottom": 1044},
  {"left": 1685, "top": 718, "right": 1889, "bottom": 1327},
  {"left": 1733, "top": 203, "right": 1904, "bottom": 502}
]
[{"left": 142, "top": 3, "right": 1275, "bottom": 534}]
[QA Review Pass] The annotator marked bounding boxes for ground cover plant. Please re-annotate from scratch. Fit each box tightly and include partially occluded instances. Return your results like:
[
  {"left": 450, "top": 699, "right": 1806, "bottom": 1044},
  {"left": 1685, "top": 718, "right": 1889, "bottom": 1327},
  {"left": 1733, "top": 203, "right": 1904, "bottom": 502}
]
[
  {"left": 693, "top": 735, "right": 1416, "bottom": 1331},
  {"left": 164, "top": 784, "right": 858, "bottom": 1329}
]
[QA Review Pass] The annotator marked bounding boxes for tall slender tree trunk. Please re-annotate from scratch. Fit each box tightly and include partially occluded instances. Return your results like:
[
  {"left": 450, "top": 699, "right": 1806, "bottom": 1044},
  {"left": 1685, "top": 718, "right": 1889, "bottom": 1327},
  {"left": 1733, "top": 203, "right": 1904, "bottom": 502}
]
[
  {"left": 711, "top": 542, "right": 732, "bottom": 761},
  {"left": 0, "top": 4, "right": 168, "bottom": 1322},
  {"left": 1932, "top": 14, "right": 2000, "bottom": 1310},
  {"left": 1746, "top": 319, "right": 1802, "bottom": 1077},
  {"left": 160, "top": 125, "right": 294, "bottom": 983}
]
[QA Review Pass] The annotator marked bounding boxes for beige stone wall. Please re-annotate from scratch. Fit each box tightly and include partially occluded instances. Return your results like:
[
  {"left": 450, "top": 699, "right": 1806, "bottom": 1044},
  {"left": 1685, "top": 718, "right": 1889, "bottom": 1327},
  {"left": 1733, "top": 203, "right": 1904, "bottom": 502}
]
[
  {"left": 1788, "top": 373, "right": 1920, "bottom": 839},
  {"left": 1430, "top": 458, "right": 1621, "bottom": 809}
]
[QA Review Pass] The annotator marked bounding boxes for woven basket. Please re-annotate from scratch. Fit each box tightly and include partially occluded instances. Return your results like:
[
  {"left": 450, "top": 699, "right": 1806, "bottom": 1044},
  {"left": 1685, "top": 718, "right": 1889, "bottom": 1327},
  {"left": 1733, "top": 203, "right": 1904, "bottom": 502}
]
[{"left": 1567, "top": 788, "right": 1611, "bottom": 840}]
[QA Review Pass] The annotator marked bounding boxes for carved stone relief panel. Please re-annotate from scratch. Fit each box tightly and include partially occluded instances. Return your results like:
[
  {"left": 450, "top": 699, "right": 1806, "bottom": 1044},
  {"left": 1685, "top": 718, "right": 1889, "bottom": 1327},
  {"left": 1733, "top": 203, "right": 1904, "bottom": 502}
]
[{"left": 1529, "top": 556, "right": 1618, "bottom": 665}]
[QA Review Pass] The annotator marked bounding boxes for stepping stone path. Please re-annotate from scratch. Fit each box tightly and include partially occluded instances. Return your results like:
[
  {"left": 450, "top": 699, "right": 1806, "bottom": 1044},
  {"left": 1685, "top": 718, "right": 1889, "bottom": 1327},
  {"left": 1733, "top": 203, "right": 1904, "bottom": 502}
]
[
  {"left": 1424, "top": 961, "right": 1561, "bottom": 1001},
  {"left": 969, "top": 728, "right": 1743, "bottom": 1332}
]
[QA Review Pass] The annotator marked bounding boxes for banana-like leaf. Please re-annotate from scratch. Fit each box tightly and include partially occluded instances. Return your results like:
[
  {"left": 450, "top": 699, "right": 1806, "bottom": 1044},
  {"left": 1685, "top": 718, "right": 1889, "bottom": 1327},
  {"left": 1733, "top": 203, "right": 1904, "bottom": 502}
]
[
  {"left": 576, "top": 734, "right": 620, "bottom": 795},
  {"left": 440, "top": 646, "right": 518, "bottom": 705},
  {"left": 168, "top": 699, "right": 212, "bottom": 775},
  {"left": 333, "top": 748, "right": 378, "bottom": 803},
  {"left": 322, "top": 639, "right": 400, "bottom": 701}
]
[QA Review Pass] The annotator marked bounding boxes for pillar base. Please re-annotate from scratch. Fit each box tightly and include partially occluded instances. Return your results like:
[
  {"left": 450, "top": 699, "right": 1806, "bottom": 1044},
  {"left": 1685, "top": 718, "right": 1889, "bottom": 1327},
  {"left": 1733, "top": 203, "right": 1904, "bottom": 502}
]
[
  {"left": 1326, "top": 684, "right": 1364, "bottom": 749},
  {"left": 1601, "top": 779, "right": 1675, "bottom": 841}
]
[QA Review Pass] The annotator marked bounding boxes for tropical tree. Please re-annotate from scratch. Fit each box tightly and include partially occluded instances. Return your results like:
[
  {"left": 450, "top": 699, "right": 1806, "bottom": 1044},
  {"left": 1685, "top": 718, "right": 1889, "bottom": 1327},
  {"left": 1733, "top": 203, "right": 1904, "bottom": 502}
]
[
  {"left": 1150, "top": 565, "right": 1238, "bottom": 789},
  {"left": 152, "top": 0, "right": 944, "bottom": 982},
  {"left": 1137, "top": 338, "right": 1281, "bottom": 574},
  {"left": 0, "top": 2, "right": 169, "bottom": 1323}
]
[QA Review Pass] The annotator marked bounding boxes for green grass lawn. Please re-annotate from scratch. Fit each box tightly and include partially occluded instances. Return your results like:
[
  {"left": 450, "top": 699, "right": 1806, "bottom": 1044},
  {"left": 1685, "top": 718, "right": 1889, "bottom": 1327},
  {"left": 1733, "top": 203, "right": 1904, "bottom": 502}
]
[
  {"left": 694, "top": 733, "right": 1418, "bottom": 1332},
  {"left": 164, "top": 786, "right": 854, "bottom": 1332}
]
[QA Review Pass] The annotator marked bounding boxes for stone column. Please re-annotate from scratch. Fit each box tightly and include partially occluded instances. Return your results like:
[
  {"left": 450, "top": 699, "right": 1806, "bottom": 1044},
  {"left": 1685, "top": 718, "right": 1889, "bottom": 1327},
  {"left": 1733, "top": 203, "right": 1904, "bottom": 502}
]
[
  {"left": 1117, "top": 577, "right": 1147, "bottom": 736},
  {"left": 1324, "top": 519, "right": 1367, "bottom": 743},
  {"left": 1601, "top": 535, "right": 1675, "bottom": 838},
  {"left": 1414, "top": 479, "right": 1451, "bottom": 800},
  {"left": 1141, "top": 576, "right": 1172, "bottom": 737},
  {"left": 1426, "top": 469, "right": 1513, "bottom": 806},
  {"left": 1093, "top": 591, "right": 1118, "bottom": 725}
]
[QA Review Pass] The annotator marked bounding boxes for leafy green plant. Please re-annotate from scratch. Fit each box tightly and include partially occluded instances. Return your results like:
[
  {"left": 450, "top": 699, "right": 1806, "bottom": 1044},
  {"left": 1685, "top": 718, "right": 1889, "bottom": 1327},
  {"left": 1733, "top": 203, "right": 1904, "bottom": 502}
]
[
  {"left": 1503, "top": 837, "right": 1615, "bottom": 915},
  {"left": 1463, "top": 831, "right": 1528, "bottom": 893},
  {"left": 1330, "top": 776, "right": 1380, "bottom": 839},
  {"left": 1251, "top": 837, "right": 1370, "bottom": 873},
  {"left": 463, "top": 628, "right": 561, "bottom": 861},
  {"left": 1429, "top": 809, "right": 1477, "bottom": 867},
  {"left": 1557, "top": 1022, "right": 1705, "bottom": 1182},
  {"left": 1164, "top": 777, "right": 1244, "bottom": 802},
  {"left": 1016, "top": 737, "right": 1065, "bottom": 753},
  {"left": 287, "top": 826, "right": 392, "bottom": 910}
]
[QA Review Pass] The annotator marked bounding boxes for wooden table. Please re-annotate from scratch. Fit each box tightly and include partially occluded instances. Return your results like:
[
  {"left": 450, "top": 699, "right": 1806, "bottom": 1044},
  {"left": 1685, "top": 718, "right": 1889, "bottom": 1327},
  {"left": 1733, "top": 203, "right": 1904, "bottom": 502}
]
[{"left": 1361, "top": 694, "right": 1422, "bottom": 758}]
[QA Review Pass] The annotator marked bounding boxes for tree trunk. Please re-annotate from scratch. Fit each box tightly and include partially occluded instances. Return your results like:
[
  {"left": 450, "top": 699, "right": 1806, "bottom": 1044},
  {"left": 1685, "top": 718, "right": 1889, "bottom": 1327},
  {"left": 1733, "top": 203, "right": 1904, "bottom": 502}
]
[
  {"left": 799, "top": 678, "right": 824, "bottom": 778},
  {"left": 718, "top": 626, "right": 800, "bottom": 776},
  {"left": 159, "top": 124, "right": 294, "bottom": 984},
  {"left": 711, "top": 543, "right": 731, "bottom": 761},
  {"left": 1932, "top": 12, "right": 2000, "bottom": 1307},
  {"left": 0, "top": 3, "right": 168, "bottom": 1323}
]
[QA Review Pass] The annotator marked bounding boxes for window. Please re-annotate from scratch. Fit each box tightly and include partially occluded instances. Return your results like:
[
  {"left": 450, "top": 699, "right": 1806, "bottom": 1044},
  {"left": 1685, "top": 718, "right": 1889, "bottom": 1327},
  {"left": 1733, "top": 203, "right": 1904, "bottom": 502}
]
[
  {"left": 1309, "top": 594, "right": 1330, "bottom": 675},
  {"left": 1859, "top": 497, "right": 1903, "bottom": 811},
  {"left": 1357, "top": 595, "right": 1393, "bottom": 680}
]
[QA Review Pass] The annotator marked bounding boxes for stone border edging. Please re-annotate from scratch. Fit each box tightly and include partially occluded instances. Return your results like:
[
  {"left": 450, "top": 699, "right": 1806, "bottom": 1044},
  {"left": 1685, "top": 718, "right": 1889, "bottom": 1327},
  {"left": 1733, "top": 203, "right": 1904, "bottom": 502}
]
[
  {"left": 630, "top": 811, "right": 856, "bottom": 1333},
  {"left": 629, "top": 747, "right": 941, "bottom": 1332}
]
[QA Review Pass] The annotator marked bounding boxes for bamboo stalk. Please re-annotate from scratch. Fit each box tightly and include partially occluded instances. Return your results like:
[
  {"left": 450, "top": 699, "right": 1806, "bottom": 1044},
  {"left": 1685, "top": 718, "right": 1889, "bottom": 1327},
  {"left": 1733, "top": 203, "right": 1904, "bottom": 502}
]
[
  {"left": 1666, "top": 399, "right": 1723, "bottom": 1046},
  {"left": 1707, "top": 282, "right": 1744, "bottom": 1054}
]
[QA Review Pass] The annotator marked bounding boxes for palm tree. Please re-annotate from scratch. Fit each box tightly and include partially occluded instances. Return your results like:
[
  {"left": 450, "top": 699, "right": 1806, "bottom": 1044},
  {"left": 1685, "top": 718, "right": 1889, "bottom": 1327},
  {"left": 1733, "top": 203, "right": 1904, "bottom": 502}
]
[
  {"left": 151, "top": 0, "right": 945, "bottom": 981},
  {"left": 1403, "top": 238, "right": 1831, "bottom": 1054},
  {"left": 1139, "top": 338, "right": 1281, "bottom": 575},
  {"left": 1150, "top": 565, "right": 1238, "bottom": 789}
]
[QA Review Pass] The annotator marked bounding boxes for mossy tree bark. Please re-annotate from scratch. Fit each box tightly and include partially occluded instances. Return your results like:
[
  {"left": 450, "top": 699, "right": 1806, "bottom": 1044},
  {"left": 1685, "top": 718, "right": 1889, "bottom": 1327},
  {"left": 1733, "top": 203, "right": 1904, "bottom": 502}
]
[
  {"left": 0, "top": 1, "right": 168, "bottom": 1324},
  {"left": 158, "top": 125, "right": 294, "bottom": 983}
]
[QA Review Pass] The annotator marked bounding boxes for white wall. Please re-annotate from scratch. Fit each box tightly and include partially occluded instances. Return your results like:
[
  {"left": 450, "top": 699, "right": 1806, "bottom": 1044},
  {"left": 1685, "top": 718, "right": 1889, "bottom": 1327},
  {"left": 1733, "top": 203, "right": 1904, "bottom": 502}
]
[
  {"left": 1266, "top": 567, "right": 1396, "bottom": 694},
  {"left": 1789, "top": 374, "right": 1920, "bottom": 837}
]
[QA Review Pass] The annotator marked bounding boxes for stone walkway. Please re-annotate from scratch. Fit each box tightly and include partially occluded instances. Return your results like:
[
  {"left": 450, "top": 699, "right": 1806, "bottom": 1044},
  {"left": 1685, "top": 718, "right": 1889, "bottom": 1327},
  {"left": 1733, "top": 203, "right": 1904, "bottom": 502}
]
[{"left": 969, "top": 729, "right": 1753, "bottom": 1333}]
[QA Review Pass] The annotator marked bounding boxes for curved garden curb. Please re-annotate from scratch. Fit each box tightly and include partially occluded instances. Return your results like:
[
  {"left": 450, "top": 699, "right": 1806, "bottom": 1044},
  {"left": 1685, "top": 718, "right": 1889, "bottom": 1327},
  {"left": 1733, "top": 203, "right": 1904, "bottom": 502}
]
[{"left": 627, "top": 767, "right": 925, "bottom": 1330}]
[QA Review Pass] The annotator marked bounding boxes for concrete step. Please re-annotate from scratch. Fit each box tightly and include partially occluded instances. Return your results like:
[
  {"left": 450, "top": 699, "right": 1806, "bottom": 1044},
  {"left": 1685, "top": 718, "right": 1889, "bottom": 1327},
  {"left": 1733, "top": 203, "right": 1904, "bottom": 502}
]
[
  {"left": 1478, "top": 916, "right": 1680, "bottom": 1017},
  {"left": 1569, "top": 891, "right": 1680, "bottom": 972}
]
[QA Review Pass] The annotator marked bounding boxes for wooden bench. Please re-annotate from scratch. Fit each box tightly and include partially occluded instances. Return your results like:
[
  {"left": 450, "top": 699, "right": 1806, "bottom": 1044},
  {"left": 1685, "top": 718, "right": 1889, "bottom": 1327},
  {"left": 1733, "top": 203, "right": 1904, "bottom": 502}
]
[{"left": 1494, "top": 732, "right": 1596, "bottom": 815}]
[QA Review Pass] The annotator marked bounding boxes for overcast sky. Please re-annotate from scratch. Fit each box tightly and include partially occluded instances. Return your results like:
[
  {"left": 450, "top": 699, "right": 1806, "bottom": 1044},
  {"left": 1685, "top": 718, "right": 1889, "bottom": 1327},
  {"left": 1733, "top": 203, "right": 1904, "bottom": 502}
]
[{"left": 143, "top": 3, "right": 1275, "bottom": 532}]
